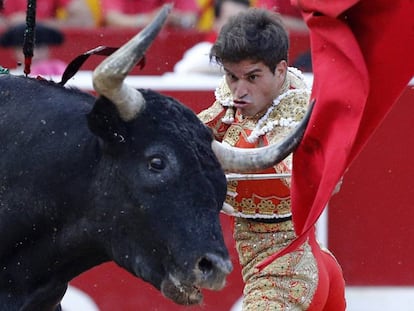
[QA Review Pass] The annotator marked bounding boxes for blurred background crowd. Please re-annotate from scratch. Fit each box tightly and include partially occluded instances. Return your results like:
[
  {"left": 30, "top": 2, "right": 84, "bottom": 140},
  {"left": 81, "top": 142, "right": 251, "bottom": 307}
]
[{"left": 0, "top": 0, "right": 311, "bottom": 76}]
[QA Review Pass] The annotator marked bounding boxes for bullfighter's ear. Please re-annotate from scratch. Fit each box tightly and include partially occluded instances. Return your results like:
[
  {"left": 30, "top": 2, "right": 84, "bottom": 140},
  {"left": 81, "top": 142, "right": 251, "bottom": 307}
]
[{"left": 87, "top": 98, "right": 128, "bottom": 150}]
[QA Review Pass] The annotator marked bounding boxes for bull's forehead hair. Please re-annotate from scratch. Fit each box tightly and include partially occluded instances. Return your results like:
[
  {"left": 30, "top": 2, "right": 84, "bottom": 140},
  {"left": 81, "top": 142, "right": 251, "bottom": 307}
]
[{"left": 139, "top": 89, "right": 212, "bottom": 147}]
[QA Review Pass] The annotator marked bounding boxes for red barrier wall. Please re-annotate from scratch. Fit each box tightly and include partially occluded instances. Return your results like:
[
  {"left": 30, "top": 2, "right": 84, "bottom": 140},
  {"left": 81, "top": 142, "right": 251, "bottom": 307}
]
[{"left": 329, "top": 85, "right": 414, "bottom": 285}]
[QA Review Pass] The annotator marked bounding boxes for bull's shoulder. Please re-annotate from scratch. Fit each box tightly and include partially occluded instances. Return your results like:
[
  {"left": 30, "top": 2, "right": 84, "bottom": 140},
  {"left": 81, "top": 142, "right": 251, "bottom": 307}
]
[
  {"left": 0, "top": 74, "right": 94, "bottom": 99},
  {"left": 0, "top": 74, "right": 95, "bottom": 114}
]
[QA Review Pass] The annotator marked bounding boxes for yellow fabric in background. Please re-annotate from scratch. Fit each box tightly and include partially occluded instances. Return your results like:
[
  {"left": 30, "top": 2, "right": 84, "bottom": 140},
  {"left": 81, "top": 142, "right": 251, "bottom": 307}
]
[
  {"left": 196, "top": 0, "right": 214, "bottom": 31},
  {"left": 55, "top": 7, "right": 66, "bottom": 20},
  {"left": 56, "top": 0, "right": 102, "bottom": 26},
  {"left": 196, "top": 0, "right": 256, "bottom": 31},
  {"left": 85, "top": 0, "right": 102, "bottom": 26}
]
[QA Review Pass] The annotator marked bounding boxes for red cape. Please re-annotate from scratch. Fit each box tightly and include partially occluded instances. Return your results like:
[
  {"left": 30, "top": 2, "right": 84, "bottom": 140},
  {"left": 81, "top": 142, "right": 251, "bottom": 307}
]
[{"left": 258, "top": 0, "right": 414, "bottom": 269}]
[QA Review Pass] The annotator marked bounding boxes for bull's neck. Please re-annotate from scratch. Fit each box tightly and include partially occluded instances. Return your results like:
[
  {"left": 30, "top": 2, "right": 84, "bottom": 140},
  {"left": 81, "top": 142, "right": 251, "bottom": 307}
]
[{"left": 0, "top": 217, "right": 109, "bottom": 295}]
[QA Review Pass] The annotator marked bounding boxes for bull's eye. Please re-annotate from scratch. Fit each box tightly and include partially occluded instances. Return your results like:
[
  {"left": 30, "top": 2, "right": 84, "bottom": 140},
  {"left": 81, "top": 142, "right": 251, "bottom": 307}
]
[{"left": 148, "top": 157, "right": 165, "bottom": 171}]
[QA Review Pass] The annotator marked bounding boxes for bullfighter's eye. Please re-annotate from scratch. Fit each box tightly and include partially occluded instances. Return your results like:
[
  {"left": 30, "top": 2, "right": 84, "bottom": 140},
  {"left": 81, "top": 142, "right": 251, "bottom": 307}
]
[{"left": 148, "top": 157, "right": 165, "bottom": 171}]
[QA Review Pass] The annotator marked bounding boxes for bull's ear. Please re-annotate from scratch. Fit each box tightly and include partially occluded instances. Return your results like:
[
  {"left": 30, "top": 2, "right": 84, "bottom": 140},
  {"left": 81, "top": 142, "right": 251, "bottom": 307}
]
[{"left": 87, "top": 98, "right": 128, "bottom": 152}]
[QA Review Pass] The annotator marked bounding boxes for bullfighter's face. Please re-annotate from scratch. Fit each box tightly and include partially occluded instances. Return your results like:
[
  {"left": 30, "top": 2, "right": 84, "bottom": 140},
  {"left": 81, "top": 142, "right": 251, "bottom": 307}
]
[{"left": 223, "top": 59, "right": 287, "bottom": 117}]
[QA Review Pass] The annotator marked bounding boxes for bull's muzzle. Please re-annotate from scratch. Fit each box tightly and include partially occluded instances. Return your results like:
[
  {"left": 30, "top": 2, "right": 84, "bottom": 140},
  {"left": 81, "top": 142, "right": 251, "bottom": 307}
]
[{"left": 161, "top": 253, "right": 232, "bottom": 305}]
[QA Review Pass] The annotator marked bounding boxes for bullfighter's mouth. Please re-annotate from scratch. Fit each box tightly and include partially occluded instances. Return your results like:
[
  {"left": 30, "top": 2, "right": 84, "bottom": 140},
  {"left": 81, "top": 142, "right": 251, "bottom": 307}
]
[{"left": 160, "top": 274, "right": 203, "bottom": 305}]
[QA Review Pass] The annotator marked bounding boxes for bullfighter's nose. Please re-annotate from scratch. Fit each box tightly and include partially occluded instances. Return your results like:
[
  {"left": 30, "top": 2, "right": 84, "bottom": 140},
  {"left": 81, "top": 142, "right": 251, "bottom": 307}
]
[{"left": 196, "top": 253, "right": 233, "bottom": 290}]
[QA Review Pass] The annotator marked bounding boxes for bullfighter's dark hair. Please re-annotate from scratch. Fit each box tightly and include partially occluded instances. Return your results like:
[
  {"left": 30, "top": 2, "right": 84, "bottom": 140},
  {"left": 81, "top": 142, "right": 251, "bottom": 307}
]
[{"left": 210, "top": 8, "right": 289, "bottom": 73}]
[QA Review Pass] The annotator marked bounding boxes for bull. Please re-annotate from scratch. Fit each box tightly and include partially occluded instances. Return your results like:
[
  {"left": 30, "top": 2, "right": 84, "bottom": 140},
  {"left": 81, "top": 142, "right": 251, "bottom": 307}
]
[{"left": 0, "top": 5, "right": 311, "bottom": 311}]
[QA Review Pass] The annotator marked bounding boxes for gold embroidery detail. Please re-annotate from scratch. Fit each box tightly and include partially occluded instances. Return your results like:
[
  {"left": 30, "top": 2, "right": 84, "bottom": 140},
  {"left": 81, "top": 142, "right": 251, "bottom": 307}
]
[
  {"left": 276, "top": 199, "right": 291, "bottom": 215},
  {"left": 256, "top": 198, "right": 291, "bottom": 215},
  {"left": 222, "top": 121, "right": 256, "bottom": 147},
  {"left": 214, "top": 77, "right": 233, "bottom": 107},
  {"left": 197, "top": 100, "right": 224, "bottom": 124},
  {"left": 224, "top": 125, "right": 242, "bottom": 146},
  {"left": 239, "top": 198, "right": 256, "bottom": 214},
  {"left": 225, "top": 195, "right": 237, "bottom": 209},
  {"left": 234, "top": 218, "right": 318, "bottom": 311},
  {"left": 225, "top": 178, "right": 292, "bottom": 217}
]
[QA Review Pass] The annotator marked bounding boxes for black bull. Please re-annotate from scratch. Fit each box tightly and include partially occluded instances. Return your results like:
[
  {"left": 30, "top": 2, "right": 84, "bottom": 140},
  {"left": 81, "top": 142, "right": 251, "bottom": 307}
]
[
  {"left": 0, "top": 5, "right": 310, "bottom": 311},
  {"left": 0, "top": 74, "right": 232, "bottom": 309}
]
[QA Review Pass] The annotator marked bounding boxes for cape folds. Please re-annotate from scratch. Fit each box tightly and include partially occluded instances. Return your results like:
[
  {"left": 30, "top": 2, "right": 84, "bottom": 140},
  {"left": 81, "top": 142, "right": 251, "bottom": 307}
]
[{"left": 258, "top": 0, "right": 414, "bottom": 270}]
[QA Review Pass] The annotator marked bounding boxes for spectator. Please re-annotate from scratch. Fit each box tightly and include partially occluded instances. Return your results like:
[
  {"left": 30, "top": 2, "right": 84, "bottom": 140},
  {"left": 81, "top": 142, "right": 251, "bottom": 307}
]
[
  {"left": 0, "top": 0, "right": 94, "bottom": 28},
  {"left": 174, "top": 0, "right": 250, "bottom": 75},
  {"left": 0, "top": 23, "right": 67, "bottom": 76},
  {"left": 101, "top": 0, "right": 198, "bottom": 29}
]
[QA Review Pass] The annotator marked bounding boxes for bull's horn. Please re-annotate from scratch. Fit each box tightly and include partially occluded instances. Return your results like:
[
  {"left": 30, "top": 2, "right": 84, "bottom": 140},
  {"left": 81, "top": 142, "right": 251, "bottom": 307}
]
[
  {"left": 212, "top": 100, "right": 314, "bottom": 173},
  {"left": 92, "top": 4, "right": 171, "bottom": 121}
]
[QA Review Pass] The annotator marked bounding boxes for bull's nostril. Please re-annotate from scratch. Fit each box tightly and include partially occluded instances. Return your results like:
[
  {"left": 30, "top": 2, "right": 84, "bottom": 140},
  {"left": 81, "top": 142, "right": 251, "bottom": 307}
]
[
  {"left": 198, "top": 257, "right": 214, "bottom": 275},
  {"left": 195, "top": 254, "right": 232, "bottom": 290},
  {"left": 197, "top": 253, "right": 233, "bottom": 276}
]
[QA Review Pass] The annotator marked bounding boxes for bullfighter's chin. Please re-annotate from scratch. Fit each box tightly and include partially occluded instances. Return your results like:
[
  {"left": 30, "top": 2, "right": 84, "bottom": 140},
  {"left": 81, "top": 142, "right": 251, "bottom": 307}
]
[{"left": 160, "top": 277, "right": 203, "bottom": 305}]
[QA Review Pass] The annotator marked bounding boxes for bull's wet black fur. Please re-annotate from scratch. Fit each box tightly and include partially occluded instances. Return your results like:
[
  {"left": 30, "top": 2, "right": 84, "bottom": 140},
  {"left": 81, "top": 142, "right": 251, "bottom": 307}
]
[{"left": 0, "top": 75, "right": 230, "bottom": 310}]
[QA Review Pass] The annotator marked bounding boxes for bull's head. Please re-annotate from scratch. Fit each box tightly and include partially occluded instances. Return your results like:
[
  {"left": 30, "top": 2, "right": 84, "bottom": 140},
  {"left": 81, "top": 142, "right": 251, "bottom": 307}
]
[{"left": 89, "top": 3, "right": 311, "bottom": 305}]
